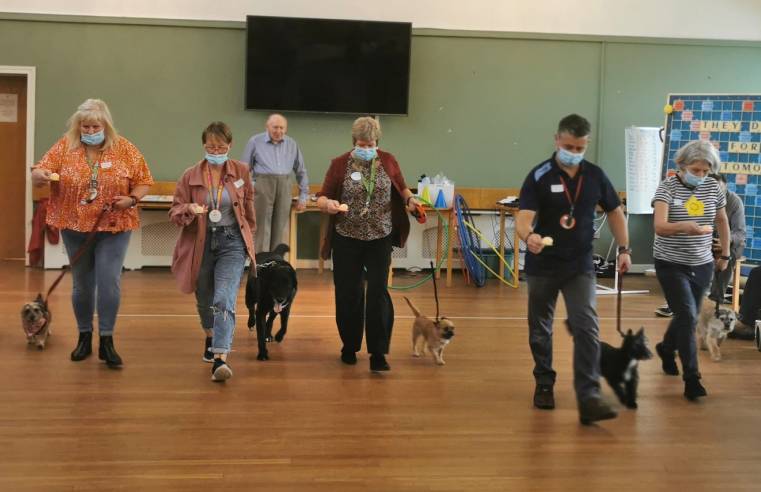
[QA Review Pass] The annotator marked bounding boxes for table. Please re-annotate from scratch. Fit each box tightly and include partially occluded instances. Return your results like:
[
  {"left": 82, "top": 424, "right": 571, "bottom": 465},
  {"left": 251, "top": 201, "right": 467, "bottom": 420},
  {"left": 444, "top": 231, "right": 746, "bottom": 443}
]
[{"left": 496, "top": 203, "right": 520, "bottom": 288}]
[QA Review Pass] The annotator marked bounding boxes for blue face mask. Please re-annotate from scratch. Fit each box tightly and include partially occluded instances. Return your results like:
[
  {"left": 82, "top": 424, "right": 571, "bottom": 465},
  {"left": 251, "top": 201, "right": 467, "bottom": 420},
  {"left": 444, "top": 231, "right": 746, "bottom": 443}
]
[
  {"left": 556, "top": 147, "right": 585, "bottom": 166},
  {"left": 682, "top": 169, "right": 706, "bottom": 187},
  {"left": 205, "top": 153, "right": 228, "bottom": 166},
  {"left": 353, "top": 146, "right": 377, "bottom": 161},
  {"left": 81, "top": 130, "right": 105, "bottom": 146}
]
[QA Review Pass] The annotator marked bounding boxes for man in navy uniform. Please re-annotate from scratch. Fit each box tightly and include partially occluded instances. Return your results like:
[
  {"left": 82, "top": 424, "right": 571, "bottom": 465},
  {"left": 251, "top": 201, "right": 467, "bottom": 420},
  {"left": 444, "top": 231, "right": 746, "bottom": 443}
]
[{"left": 516, "top": 114, "right": 631, "bottom": 425}]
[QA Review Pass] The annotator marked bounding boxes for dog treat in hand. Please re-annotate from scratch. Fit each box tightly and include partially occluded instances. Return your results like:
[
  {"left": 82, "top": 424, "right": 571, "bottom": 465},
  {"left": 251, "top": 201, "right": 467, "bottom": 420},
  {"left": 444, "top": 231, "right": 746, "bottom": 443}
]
[
  {"left": 541, "top": 236, "right": 554, "bottom": 246},
  {"left": 49, "top": 172, "right": 60, "bottom": 182},
  {"left": 337, "top": 203, "right": 349, "bottom": 212},
  {"left": 189, "top": 203, "right": 205, "bottom": 214}
]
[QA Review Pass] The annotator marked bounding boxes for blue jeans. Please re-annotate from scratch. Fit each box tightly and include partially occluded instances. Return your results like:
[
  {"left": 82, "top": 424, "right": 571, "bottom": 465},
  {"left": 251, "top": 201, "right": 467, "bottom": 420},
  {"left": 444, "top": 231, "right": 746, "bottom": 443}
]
[
  {"left": 60, "top": 229, "right": 131, "bottom": 335},
  {"left": 655, "top": 259, "right": 714, "bottom": 380},
  {"left": 526, "top": 271, "right": 601, "bottom": 402},
  {"left": 195, "top": 226, "right": 247, "bottom": 354}
]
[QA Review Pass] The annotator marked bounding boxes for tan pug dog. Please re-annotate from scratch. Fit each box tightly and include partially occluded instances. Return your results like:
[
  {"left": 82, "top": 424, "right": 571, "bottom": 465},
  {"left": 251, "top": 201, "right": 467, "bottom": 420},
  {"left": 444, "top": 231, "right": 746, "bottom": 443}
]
[
  {"left": 697, "top": 300, "right": 736, "bottom": 362},
  {"left": 21, "top": 294, "right": 52, "bottom": 349},
  {"left": 403, "top": 297, "right": 455, "bottom": 365}
]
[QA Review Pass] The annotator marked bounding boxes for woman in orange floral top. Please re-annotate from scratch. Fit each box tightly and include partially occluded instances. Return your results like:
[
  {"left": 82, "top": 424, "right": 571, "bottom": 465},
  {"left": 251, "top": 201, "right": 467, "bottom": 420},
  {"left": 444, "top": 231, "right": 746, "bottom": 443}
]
[{"left": 31, "top": 99, "right": 154, "bottom": 368}]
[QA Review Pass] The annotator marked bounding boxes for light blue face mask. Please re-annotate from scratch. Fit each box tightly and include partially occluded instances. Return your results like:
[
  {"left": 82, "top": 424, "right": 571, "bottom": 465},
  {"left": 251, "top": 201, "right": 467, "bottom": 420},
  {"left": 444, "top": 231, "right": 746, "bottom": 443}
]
[
  {"left": 353, "top": 146, "right": 377, "bottom": 161},
  {"left": 556, "top": 147, "right": 585, "bottom": 166},
  {"left": 205, "top": 153, "right": 228, "bottom": 165},
  {"left": 81, "top": 130, "right": 105, "bottom": 146},
  {"left": 682, "top": 169, "right": 706, "bottom": 187}
]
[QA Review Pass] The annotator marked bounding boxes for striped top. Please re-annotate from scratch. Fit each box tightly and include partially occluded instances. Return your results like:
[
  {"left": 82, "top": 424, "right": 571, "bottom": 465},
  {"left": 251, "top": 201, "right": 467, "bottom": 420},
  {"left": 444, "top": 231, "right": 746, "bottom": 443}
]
[{"left": 652, "top": 175, "right": 725, "bottom": 265}]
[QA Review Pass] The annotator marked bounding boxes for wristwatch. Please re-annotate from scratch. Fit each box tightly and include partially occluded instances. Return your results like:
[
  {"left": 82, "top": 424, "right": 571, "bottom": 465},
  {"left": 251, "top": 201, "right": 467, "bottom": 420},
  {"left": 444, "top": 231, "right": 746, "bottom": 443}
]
[
  {"left": 129, "top": 195, "right": 139, "bottom": 208},
  {"left": 617, "top": 246, "right": 632, "bottom": 255},
  {"left": 718, "top": 255, "right": 731, "bottom": 261}
]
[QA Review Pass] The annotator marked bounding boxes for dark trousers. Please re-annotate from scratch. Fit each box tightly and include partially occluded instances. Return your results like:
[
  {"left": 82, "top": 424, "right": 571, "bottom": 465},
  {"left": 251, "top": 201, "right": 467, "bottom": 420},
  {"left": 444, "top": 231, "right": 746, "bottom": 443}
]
[
  {"left": 739, "top": 266, "right": 761, "bottom": 325},
  {"left": 655, "top": 259, "right": 714, "bottom": 380},
  {"left": 526, "top": 271, "right": 601, "bottom": 402},
  {"left": 332, "top": 232, "right": 394, "bottom": 355}
]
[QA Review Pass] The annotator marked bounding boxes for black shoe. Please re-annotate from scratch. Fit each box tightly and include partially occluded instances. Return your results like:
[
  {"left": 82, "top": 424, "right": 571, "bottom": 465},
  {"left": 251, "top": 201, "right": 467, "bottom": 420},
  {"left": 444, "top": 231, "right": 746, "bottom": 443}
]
[
  {"left": 98, "top": 335, "right": 123, "bottom": 368},
  {"left": 203, "top": 337, "right": 214, "bottom": 363},
  {"left": 533, "top": 384, "right": 555, "bottom": 410},
  {"left": 655, "top": 342, "right": 679, "bottom": 376},
  {"left": 211, "top": 358, "right": 233, "bottom": 382},
  {"left": 370, "top": 354, "right": 390, "bottom": 372},
  {"left": 340, "top": 350, "right": 357, "bottom": 365},
  {"left": 70, "top": 332, "right": 92, "bottom": 361},
  {"left": 684, "top": 376, "right": 707, "bottom": 401},
  {"left": 578, "top": 397, "right": 618, "bottom": 425}
]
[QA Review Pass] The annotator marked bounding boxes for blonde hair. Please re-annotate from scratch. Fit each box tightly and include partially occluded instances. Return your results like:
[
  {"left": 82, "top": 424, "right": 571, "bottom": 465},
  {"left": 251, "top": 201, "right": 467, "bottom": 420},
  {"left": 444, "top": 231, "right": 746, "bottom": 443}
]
[
  {"left": 65, "top": 99, "right": 119, "bottom": 151},
  {"left": 351, "top": 116, "right": 382, "bottom": 143}
]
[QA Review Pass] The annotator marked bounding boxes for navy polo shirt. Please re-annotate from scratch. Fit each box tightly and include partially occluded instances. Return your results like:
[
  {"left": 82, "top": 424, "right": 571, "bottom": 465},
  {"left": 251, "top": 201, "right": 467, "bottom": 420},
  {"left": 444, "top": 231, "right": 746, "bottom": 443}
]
[{"left": 518, "top": 154, "right": 621, "bottom": 276}]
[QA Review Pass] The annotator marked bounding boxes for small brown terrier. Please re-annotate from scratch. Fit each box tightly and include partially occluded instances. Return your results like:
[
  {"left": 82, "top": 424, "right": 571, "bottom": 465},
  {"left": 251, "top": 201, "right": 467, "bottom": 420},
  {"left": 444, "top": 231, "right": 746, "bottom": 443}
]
[
  {"left": 403, "top": 297, "right": 455, "bottom": 365},
  {"left": 21, "top": 294, "right": 52, "bottom": 349}
]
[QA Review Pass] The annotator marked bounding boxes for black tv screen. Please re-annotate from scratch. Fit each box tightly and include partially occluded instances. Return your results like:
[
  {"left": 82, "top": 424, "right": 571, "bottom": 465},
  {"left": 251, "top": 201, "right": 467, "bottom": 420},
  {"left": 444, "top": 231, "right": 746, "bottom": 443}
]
[{"left": 245, "top": 16, "right": 412, "bottom": 115}]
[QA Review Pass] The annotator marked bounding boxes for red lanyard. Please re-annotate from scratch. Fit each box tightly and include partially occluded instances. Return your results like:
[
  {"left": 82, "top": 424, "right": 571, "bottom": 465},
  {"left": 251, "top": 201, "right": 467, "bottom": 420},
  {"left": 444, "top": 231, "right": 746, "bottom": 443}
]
[
  {"left": 558, "top": 174, "right": 584, "bottom": 215},
  {"left": 206, "top": 166, "right": 224, "bottom": 210}
]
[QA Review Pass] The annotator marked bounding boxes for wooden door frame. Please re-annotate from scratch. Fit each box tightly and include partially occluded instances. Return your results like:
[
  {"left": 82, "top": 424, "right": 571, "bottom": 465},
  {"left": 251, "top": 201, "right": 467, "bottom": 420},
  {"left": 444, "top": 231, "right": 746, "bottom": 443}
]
[{"left": 0, "top": 66, "right": 36, "bottom": 265}]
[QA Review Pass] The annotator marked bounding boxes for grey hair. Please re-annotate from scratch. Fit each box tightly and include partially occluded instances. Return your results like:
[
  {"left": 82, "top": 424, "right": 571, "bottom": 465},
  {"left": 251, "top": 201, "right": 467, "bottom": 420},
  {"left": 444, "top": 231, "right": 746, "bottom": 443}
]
[
  {"left": 351, "top": 116, "right": 382, "bottom": 143},
  {"left": 674, "top": 140, "right": 721, "bottom": 172}
]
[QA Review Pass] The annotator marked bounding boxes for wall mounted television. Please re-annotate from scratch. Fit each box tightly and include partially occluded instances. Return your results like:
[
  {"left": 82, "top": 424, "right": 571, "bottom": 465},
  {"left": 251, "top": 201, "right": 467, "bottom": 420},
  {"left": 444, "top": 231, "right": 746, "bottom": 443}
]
[{"left": 245, "top": 16, "right": 412, "bottom": 115}]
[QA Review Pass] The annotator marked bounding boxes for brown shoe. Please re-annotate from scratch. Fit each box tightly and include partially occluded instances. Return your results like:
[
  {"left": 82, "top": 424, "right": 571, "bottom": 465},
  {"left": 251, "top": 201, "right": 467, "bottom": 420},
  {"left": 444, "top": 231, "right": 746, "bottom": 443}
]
[
  {"left": 578, "top": 397, "right": 617, "bottom": 425},
  {"left": 533, "top": 384, "right": 555, "bottom": 410},
  {"left": 730, "top": 320, "right": 755, "bottom": 340}
]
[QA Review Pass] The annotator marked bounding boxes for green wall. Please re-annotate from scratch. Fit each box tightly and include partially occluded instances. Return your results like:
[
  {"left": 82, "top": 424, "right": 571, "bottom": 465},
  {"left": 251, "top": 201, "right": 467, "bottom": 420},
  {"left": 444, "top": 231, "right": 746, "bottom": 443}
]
[{"left": 3, "top": 14, "right": 761, "bottom": 262}]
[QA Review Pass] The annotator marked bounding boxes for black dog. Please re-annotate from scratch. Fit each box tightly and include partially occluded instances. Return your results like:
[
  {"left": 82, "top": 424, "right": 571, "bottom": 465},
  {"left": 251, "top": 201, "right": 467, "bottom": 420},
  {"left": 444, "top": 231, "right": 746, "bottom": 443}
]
[
  {"left": 245, "top": 244, "right": 297, "bottom": 361},
  {"left": 600, "top": 328, "right": 653, "bottom": 409}
]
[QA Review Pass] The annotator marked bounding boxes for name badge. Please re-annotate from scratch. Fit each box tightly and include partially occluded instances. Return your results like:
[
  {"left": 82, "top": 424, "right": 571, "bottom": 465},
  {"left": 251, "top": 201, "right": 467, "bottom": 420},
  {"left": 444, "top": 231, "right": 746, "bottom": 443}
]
[
  {"left": 100, "top": 161, "right": 112, "bottom": 169},
  {"left": 234, "top": 178, "right": 245, "bottom": 189},
  {"left": 673, "top": 198, "right": 684, "bottom": 206},
  {"left": 350, "top": 171, "right": 362, "bottom": 181},
  {"left": 550, "top": 184, "right": 564, "bottom": 193}
]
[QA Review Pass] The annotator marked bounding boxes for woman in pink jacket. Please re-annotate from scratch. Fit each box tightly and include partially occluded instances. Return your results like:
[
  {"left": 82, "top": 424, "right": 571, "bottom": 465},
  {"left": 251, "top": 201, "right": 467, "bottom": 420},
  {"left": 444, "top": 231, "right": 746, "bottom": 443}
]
[{"left": 170, "top": 122, "right": 256, "bottom": 382}]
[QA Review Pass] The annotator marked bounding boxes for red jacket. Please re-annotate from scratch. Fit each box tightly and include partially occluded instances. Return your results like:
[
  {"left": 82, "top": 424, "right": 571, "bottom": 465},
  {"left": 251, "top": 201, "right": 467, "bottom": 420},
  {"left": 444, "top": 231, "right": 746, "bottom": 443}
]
[
  {"left": 169, "top": 159, "right": 256, "bottom": 294},
  {"left": 317, "top": 149, "right": 410, "bottom": 260}
]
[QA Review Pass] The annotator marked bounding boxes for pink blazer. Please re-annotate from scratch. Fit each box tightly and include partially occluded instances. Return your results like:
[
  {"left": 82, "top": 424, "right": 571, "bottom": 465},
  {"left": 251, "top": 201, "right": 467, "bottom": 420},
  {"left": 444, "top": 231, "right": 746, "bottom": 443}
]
[{"left": 170, "top": 159, "right": 256, "bottom": 294}]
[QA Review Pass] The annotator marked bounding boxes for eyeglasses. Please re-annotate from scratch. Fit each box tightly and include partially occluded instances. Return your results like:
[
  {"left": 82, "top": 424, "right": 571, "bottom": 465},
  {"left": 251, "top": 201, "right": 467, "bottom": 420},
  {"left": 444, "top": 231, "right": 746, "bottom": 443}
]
[{"left": 204, "top": 144, "right": 230, "bottom": 152}]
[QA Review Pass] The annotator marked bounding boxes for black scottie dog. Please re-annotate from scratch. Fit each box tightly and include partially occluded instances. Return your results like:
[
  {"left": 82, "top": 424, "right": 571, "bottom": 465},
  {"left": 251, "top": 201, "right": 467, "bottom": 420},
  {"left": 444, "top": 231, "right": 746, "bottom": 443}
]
[{"left": 600, "top": 328, "right": 653, "bottom": 409}]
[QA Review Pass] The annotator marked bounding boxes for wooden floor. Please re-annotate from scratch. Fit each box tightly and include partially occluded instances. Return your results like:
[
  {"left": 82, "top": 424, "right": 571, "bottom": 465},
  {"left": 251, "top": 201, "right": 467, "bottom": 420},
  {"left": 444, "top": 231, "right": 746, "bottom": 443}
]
[{"left": 1, "top": 260, "right": 760, "bottom": 491}]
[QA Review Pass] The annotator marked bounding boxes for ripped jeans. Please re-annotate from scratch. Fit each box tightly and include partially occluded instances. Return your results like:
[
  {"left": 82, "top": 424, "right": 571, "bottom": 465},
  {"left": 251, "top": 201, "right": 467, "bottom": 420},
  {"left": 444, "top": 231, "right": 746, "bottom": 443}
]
[{"left": 195, "top": 226, "right": 247, "bottom": 354}]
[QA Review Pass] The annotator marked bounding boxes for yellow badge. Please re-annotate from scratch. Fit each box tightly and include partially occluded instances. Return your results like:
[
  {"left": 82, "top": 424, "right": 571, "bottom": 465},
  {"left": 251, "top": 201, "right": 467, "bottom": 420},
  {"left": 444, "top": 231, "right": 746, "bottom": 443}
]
[{"left": 684, "top": 195, "right": 705, "bottom": 217}]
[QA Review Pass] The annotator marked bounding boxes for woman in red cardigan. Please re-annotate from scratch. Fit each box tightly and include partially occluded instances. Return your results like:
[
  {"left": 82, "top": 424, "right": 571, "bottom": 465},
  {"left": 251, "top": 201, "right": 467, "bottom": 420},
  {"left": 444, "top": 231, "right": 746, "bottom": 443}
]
[{"left": 317, "top": 117, "right": 420, "bottom": 372}]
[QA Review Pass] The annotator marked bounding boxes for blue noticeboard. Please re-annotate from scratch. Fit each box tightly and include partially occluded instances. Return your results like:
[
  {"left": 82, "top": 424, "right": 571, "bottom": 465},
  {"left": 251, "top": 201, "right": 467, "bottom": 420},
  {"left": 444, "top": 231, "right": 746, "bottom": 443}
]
[{"left": 662, "top": 94, "right": 761, "bottom": 263}]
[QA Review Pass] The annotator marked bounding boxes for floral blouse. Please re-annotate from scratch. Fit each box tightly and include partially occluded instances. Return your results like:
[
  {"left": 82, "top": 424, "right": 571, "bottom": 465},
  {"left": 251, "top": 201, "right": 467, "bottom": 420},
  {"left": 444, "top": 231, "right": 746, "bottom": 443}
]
[
  {"left": 336, "top": 157, "right": 392, "bottom": 241},
  {"left": 36, "top": 136, "right": 154, "bottom": 232}
]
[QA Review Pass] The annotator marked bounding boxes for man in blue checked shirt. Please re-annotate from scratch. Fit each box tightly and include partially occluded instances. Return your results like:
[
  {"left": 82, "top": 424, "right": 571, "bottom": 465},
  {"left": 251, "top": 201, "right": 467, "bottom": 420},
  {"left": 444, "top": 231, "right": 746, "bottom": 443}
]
[{"left": 241, "top": 114, "right": 309, "bottom": 253}]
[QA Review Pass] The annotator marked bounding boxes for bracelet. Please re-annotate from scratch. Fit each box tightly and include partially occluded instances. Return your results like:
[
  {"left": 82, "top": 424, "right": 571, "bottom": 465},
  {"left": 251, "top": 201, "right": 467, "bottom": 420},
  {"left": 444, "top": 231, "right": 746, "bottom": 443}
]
[
  {"left": 129, "top": 195, "right": 139, "bottom": 208},
  {"left": 406, "top": 196, "right": 414, "bottom": 206},
  {"left": 617, "top": 246, "right": 632, "bottom": 255},
  {"left": 718, "top": 255, "right": 730, "bottom": 261}
]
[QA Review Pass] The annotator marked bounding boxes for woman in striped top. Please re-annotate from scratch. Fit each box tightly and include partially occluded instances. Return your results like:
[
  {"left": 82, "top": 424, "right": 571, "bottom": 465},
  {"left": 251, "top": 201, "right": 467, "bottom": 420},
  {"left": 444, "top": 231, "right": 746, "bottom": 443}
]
[{"left": 652, "top": 140, "right": 730, "bottom": 401}]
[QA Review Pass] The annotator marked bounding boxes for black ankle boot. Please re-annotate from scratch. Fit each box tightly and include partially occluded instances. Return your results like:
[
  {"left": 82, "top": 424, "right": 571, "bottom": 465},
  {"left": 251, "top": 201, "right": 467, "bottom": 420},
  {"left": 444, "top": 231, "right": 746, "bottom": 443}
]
[
  {"left": 684, "top": 375, "right": 707, "bottom": 401},
  {"left": 370, "top": 354, "right": 390, "bottom": 372},
  {"left": 98, "top": 335, "right": 123, "bottom": 368},
  {"left": 70, "top": 332, "right": 93, "bottom": 361}
]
